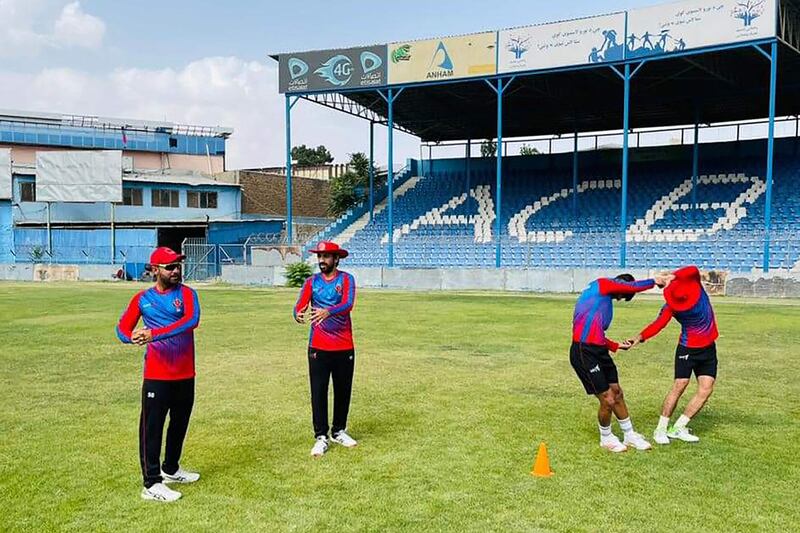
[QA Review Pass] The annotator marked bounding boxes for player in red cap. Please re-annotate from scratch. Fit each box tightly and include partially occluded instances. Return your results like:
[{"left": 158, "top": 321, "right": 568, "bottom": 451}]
[
  {"left": 293, "top": 241, "right": 358, "bottom": 457},
  {"left": 116, "top": 247, "right": 201, "bottom": 502},
  {"left": 629, "top": 265, "right": 719, "bottom": 444}
]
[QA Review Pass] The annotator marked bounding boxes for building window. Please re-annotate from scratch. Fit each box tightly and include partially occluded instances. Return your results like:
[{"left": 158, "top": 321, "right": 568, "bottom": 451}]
[
  {"left": 122, "top": 187, "right": 143, "bottom": 206},
  {"left": 187, "top": 191, "right": 218, "bottom": 209},
  {"left": 169, "top": 137, "right": 178, "bottom": 148},
  {"left": 152, "top": 189, "right": 180, "bottom": 208},
  {"left": 20, "top": 182, "right": 36, "bottom": 202}
]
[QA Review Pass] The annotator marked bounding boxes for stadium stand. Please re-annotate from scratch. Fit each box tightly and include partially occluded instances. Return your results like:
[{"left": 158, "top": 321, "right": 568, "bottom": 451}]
[{"left": 330, "top": 138, "right": 800, "bottom": 271}]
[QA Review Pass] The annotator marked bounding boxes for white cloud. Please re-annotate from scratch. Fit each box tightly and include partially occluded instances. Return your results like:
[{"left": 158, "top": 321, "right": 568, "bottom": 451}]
[
  {"left": 53, "top": 1, "right": 106, "bottom": 49},
  {"left": 0, "top": 0, "right": 105, "bottom": 56},
  {"left": 0, "top": 57, "right": 420, "bottom": 169}
]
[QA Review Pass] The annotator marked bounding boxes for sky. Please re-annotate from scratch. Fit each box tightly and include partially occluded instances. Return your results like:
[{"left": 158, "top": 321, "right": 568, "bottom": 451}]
[{"left": 0, "top": 0, "right": 660, "bottom": 169}]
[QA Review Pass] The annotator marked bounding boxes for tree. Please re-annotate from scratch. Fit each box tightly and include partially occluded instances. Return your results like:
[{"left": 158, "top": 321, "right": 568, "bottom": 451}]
[
  {"left": 519, "top": 144, "right": 540, "bottom": 156},
  {"left": 291, "top": 144, "right": 333, "bottom": 166},
  {"left": 480, "top": 139, "right": 497, "bottom": 158},
  {"left": 327, "top": 152, "right": 376, "bottom": 217}
]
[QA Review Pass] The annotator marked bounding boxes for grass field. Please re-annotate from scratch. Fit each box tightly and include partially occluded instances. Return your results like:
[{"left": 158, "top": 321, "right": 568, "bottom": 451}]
[{"left": 1, "top": 282, "right": 799, "bottom": 532}]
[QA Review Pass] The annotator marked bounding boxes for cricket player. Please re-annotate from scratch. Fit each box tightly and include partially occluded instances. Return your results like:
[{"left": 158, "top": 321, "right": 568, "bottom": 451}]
[
  {"left": 630, "top": 265, "right": 718, "bottom": 444},
  {"left": 116, "top": 247, "right": 201, "bottom": 502},
  {"left": 571, "top": 273, "right": 672, "bottom": 452},
  {"left": 293, "top": 241, "right": 358, "bottom": 457}
]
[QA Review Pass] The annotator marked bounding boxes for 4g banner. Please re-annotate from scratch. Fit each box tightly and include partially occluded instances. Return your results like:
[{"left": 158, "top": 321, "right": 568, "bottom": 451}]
[{"left": 278, "top": 45, "right": 387, "bottom": 93}]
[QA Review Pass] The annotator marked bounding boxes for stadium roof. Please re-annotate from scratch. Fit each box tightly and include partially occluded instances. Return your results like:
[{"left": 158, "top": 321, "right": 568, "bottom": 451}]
[
  {"left": 276, "top": 1, "right": 800, "bottom": 142},
  {"left": 0, "top": 109, "right": 234, "bottom": 138}
]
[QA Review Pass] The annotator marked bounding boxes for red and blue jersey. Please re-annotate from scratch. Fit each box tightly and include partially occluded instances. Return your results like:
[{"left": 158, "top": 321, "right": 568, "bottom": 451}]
[
  {"left": 572, "top": 278, "right": 655, "bottom": 351},
  {"left": 116, "top": 284, "right": 200, "bottom": 380},
  {"left": 641, "top": 267, "right": 718, "bottom": 348},
  {"left": 294, "top": 271, "right": 356, "bottom": 351}
]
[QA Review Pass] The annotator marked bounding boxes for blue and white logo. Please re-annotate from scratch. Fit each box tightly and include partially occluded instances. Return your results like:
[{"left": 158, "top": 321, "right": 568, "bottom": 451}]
[
  {"left": 429, "top": 41, "right": 454, "bottom": 71},
  {"left": 315, "top": 54, "right": 353, "bottom": 87},
  {"left": 288, "top": 58, "right": 308, "bottom": 80},
  {"left": 360, "top": 51, "right": 382, "bottom": 74}
]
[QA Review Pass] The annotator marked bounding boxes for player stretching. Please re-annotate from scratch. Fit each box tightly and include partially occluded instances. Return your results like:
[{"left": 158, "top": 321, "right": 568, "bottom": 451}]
[
  {"left": 116, "top": 247, "right": 201, "bottom": 502},
  {"left": 294, "top": 241, "right": 358, "bottom": 457},
  {"left": 571, "top": 273, "right": 671, "bottom": 452},
  {"left": 630, "top": 266, "right": 718, "bottom": 444}
]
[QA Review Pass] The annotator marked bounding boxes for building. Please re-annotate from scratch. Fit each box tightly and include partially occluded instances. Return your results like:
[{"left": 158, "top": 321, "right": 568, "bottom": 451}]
[{"left": 0, "top": 109, "right": 282, "bottom": 278}]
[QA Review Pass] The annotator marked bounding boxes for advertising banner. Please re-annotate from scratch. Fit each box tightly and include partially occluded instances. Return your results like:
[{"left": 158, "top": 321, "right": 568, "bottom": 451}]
[
  {"left": 278, "top": 45, "right": 387, "bottom": 93},
  {"left": 499, "top": 13, "right": 626, "bottom": 73},
  {"left": 626, "top": 0, "right": 776, "bottom": 59},
  {"left": 387, "top": 32, "right": 497, "bottom": 84}
]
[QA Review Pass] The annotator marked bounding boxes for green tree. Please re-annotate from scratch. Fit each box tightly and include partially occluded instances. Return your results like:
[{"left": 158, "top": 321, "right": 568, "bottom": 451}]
[
  {"left": 291, "top": 144, "right": 333, "bottom": 166},
  {"left": 327, "top": 152, "right": 377, "bottom": 217},
  {"left": 519, "top": 144, "right": 540, "bottom": 156},
  {"left": 480, "top": 139, "right": 497, "bottom": 158}
]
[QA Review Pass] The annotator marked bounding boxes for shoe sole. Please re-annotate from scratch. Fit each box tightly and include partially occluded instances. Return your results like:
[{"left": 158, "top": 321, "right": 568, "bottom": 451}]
[
  {"left": 625, "top": 442, "right": 653, "bottom": 451},
  {"left": 331, "top": 440, "right": 358, "bottom": 448},
  {"left": 667, "top": 436, "right": 700, "bottom": 443},
  {"left": 161, "top": 473, "right": 200, "bottom": 484},
  {"left": 141, "top": 492, "right": 181, "bottom": 502},
  {"left": 600, "top": 443, "right": 627, "bottom": 453}
]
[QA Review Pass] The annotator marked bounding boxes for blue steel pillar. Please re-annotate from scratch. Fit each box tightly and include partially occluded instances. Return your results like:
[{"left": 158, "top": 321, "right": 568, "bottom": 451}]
[
  {"left": 495, "top": 78, "right": 504, "bottom": 268},
  {"left": 369, "top": 121, "right": 375, "bottom": 221},
  {"left": 466, "top": 139, "right": 471, "bottom": 208},
  {"left": 620, "top": 63, "right": 631, "bottom": 268},
  {"left": 764, "top": 41, "right": 778, "bottom": 272},
  {"left": 692, "top": 117, "right": 699, "bottom": 219},
  {"left": 379, "top": 88, "right": 403, "bottom": 267},
  {"left": 285, "top": 95, "right": 298, "bottom": 244},
  {"left": 572, "top": 131, "right": 579, "bottom": 216}
]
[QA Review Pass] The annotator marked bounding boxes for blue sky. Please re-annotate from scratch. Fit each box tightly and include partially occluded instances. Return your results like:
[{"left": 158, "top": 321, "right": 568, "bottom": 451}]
[{"left": 0, "top": 0, "right": 657, "bottom": 168}]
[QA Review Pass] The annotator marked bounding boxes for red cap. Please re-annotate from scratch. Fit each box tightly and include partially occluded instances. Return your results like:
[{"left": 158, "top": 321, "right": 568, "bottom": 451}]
[
  {"left": 307, "top": 241, "right": 349, "bottom": 258},
  {"left": 664, "top": 269, "right": 703, "bottom": 312},
  {"left": 149, "top": 247, "right": 186, "bottom": 266}
]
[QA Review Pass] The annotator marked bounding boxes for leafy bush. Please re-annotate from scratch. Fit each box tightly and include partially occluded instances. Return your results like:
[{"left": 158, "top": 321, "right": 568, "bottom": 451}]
[{"left": 285, "top": 261, "right": 313, "bottom": 287}]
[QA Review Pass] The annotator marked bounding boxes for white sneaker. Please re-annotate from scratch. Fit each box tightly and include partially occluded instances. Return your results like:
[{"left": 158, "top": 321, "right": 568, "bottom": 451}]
[
  {"left": 141, "top": 482, "right": 181, "bottom": 502},
  {"left": 668, "top": 426, "right": 700, "bottom": 442},
  {"left": 653, "top": 428, "right": 670, "bottom": 445},
  {"left": 161, "top": 467, "right": 200, "bottom": 484},
  {"left": 310, "top": 436, "right": 329, "bottom": 457},
  {"left": 623, "top": 431, "right": 652, "bottom": 451},
  {"left": 599, "top": 434, "right": 628, "bottom": 453},
  {"left": 331, "top": 430, "right": 358, "bottom": 448}
]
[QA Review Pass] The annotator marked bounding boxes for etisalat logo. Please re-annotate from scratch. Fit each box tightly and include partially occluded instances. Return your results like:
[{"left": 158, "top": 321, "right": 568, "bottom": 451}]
[
  {"left": 426, "top": 41, "right": 454, "bottom": 79},
  {"left": 287, "top": 57, "right": 309, "bottom": 88},
  {"left": 314, "top": 51, "right": 383, "bottom": 87}
]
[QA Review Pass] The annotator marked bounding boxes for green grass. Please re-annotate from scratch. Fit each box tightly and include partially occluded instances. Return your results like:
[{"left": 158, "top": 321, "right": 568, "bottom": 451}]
[{"left": 1, "top": 282, "right": 798, "bottom": 532}]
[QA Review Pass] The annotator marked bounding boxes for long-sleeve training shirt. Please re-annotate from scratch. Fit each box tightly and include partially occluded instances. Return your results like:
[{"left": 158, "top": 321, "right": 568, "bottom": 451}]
[
  {"left": 572, "top": 278, "right": 655, "bottom": 351},
  {"left": 294, "top": 271, "right": 356, "bottom": 351},
  {"left": 640, "top": 266, "right": 718, "bottom": 348},
  {"left": 116, "top": 284, "right": 201, "bottom": 380}
]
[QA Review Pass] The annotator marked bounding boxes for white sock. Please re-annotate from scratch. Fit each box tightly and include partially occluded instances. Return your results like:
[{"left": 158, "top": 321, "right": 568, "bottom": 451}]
[
  {"left": 598, "top": 424, "right": 613, "bottom": 438},
  {"left": 674, "top": 414, "right": 691, "bottom": 429},
  {"left": 656, "top": 416, "right": 670, "bottom": 432},
  {"left": 617, "top": 416, "right": 634, "bottom": 435}
]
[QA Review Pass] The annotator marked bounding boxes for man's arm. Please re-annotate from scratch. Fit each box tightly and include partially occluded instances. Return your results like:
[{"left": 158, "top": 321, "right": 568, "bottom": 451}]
[
  {"left": 293, "top": 277, "right": 313, "bottom": 323},
  {"left": 638, "top": 304, "right": 674, "bottom": 343},
  {"left": 597, "top": 278, "right": 655, "bottom": 296},
  {"left": 149, "top": 287, "right": 201, "bottom": 342},
  {"left": 327, "top": 274, "right": 356, "bottom": 316},
  {"left": 116, "top": 293, "right": 143, "bottom": 344}
]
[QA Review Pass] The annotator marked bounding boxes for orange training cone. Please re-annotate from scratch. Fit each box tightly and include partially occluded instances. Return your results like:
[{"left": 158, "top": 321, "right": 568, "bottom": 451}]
[{"left": 531, "top": 442, "right": 554, "bottom": 477}]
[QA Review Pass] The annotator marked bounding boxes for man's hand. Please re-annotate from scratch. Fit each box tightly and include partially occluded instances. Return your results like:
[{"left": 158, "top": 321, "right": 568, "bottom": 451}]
[
  {"left": 655, "top": 273, "right": 675, "bottom": 288},
  {"left": 617, "top": 340, "right": 633, "bottom": 351},
  {"left": 295, "top": 305, "right": 309, "bottom": 324},
  {"left": 625, "top": 335, "right": 644, "bottom": 348},
  {"left": 309, "top": 307, "right": 331, "bottom": 326},
  {"left": 132, "top": 328, "right": 153, "bottom": 345}
]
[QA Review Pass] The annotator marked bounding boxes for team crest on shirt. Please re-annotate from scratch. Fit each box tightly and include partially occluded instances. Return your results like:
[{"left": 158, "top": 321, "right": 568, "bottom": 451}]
[
  {"left": 173, "top": 298, "right": 183, "bottom": 312},
  {"left": 335, "top": 284, "right": 343, "bottom": 294}
]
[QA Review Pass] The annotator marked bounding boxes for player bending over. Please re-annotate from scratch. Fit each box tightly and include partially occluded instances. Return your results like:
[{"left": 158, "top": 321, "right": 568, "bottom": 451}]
[{"left": 570, "top": 273, "right": 672, "bottom": 452}]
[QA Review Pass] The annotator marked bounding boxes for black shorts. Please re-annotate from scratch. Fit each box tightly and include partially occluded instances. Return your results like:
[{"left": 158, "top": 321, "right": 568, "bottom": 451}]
[
  {"left": 675, "top": 343, "right": 718, "bottom": 379},
  {"left": 570, "top": 342, "right": 619, "bottom": 395}
]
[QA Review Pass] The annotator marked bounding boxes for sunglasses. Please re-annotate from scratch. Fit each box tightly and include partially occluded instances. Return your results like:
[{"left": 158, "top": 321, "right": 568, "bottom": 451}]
[{"left": 155, "top": 263, "right": 182, "bottom": 271}]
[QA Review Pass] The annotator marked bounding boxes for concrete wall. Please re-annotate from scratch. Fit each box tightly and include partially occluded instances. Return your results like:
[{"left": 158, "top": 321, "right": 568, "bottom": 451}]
[{"left": 0, "top": 263, "right": 121, "bottom": 281}]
